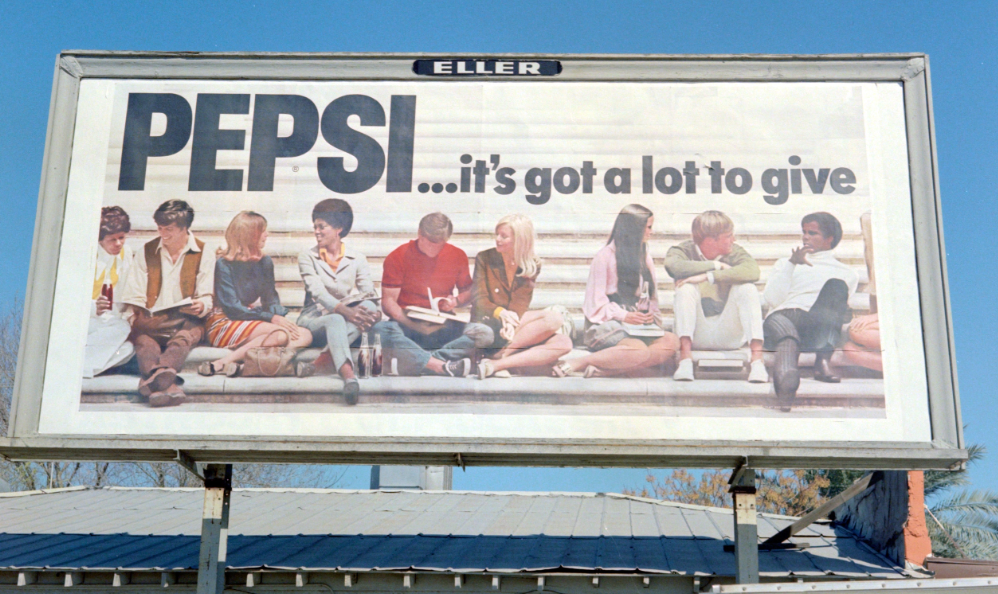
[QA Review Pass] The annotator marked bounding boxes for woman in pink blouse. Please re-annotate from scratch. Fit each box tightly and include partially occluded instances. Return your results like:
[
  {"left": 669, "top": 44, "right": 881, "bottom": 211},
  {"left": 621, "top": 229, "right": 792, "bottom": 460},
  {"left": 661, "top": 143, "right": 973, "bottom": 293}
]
[{"left": 553, "top": 204, "right": 679, "bottom": 378}]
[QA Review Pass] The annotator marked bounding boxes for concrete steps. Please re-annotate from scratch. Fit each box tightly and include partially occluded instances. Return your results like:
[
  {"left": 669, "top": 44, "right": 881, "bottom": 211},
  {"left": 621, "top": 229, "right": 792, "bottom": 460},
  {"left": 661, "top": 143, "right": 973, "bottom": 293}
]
[
  {"left": 80, "top": 374, "right": 884, "bottom": 410},
  {"left": 124, "top": 229, "right": 873, "bottom": 316},
  {"left": 170, "top": 346, "right": 864, "bottom": 375}
]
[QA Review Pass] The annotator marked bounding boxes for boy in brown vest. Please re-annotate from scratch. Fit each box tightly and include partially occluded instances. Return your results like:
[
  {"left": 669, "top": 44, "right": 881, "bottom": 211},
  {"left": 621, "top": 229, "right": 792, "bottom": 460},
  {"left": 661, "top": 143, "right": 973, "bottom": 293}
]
[{"left": 119, "top": 200, "right": 215, "bottom": 407}]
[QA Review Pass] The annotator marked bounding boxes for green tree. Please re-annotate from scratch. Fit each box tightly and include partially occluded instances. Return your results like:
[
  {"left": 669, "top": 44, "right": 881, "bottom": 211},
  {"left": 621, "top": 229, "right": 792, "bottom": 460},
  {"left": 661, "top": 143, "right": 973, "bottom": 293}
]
[
  {"left": 630, "top": 445, "right": 998, "bottom": 560},
  {"left": 626, "top": 469, "right": 829, "bottom": 517}
]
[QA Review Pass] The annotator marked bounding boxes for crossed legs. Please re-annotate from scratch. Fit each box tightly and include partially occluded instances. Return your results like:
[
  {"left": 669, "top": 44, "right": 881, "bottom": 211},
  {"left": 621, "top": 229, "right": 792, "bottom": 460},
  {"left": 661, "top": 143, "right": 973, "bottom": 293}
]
[
  {"left": 209, "top": 323, "right": 313, "bottom": 370},
  {"left": 560, "top": 333, "right": 679, "bottom": 377},
  {"left": 489, "top": 309, "right": 574, "bottom": 374}
]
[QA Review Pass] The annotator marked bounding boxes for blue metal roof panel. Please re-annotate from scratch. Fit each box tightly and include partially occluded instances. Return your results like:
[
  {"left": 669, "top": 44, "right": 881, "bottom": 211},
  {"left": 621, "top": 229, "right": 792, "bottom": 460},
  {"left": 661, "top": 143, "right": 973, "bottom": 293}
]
[{"left": 0, "top": 488, "right": 908, "bottom": 579}]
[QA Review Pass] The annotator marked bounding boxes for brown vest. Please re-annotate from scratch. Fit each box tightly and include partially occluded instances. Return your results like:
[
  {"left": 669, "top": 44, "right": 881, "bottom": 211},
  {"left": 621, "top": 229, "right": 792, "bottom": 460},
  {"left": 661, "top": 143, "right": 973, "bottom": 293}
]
[{"left": 144, "top": 237, "right": 205, "bottom": 308}]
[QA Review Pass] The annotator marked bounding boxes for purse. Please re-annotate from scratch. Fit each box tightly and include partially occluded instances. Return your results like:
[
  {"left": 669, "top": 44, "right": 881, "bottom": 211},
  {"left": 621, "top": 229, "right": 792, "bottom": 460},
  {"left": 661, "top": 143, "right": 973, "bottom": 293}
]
[
  {"left": 583, "top": 320, "right": 628, "bottom": 352},
  {"left": 241, "top": 328, "right": 297, "bottom": 377}
]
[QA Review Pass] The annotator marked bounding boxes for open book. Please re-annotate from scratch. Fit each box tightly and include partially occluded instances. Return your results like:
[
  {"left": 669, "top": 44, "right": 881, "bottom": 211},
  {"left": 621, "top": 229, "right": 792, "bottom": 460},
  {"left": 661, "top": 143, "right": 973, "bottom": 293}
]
[
  {"left": 131, "top": 297, "right": 194, "bottom": 315},
  {"left": 622, "top": 322, "right": 665, "bottom": 337},
  {"left": 343, "top": 290, "right": 381, "bottom": 307},
  {"left": 404, "top": 306, "right": 471, "bottom": 325}
]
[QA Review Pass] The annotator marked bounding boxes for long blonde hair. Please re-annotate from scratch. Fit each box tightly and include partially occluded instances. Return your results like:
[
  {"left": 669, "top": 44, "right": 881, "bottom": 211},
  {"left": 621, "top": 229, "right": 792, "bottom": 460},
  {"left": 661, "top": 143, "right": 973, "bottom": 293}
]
[
  {"left": 218, "top": 211, "right": 267, "bottom": 261},
  {"left": 496, "top": 214, "right": 540, "bottom": 279}
]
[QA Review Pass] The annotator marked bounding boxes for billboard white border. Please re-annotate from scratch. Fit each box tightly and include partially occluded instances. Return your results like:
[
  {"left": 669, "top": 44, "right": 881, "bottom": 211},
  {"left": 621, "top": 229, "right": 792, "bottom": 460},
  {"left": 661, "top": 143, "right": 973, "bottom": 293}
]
[{"left": 0, "top": 52, "right": 965, "bottom": 469}]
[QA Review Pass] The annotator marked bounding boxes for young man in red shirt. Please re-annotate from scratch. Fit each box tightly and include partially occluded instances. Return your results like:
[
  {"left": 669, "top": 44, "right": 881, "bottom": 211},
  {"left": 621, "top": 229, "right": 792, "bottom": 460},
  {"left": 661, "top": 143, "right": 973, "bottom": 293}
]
[{"left": 374, "top": 212, "right": 493, "bottom": 376}]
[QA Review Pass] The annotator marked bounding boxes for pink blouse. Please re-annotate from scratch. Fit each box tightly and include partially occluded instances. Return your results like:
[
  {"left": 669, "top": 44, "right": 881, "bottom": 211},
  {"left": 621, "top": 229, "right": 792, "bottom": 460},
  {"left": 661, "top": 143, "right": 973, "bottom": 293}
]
[{"left": 583, "top": 242, "right": 660, "bottom": 324}]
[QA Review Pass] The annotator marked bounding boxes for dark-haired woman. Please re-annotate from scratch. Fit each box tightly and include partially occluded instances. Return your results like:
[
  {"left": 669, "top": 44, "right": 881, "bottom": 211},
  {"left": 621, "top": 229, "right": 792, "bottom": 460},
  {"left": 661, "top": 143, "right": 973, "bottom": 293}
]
[
  {"left": 296, "top": 199, "right": 380, "bottom": 404},
  {"left": 553, "top": 204, "right": 679, "bottom": 378},
  {"left": 84, "top": 206, "right": 136, "bottom": 378}
]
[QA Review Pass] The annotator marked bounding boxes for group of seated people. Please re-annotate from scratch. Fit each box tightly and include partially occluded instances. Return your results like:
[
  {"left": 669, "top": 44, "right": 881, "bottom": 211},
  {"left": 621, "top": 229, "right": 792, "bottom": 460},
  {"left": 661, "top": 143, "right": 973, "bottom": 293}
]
[{"left": 86, "top": 199, "right": 880, "bottom": 409}]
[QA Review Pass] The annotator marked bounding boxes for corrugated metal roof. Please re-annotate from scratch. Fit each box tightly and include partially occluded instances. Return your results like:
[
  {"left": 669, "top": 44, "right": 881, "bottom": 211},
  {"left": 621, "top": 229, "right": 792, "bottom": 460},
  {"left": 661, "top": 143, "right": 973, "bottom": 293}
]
[{"left": 0, "top": 488, "right": 907, "bottom": 579}]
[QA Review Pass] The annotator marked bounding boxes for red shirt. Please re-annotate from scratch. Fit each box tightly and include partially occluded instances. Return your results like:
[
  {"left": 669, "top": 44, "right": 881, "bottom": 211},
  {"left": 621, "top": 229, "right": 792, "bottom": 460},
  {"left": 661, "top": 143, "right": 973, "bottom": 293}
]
[{"left": 382, "top": 240, "right": 473, "bottom": 308}]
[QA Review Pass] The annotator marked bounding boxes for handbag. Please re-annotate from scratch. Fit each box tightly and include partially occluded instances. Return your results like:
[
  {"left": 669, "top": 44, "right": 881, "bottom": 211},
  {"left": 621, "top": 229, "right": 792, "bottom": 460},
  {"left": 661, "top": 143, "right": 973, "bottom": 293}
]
[
  {"left": 241, "top": 328, "right": 297, "bottom": 377},
  {"left": 583, "top": 320, "right": 628, "bottom": 352}
]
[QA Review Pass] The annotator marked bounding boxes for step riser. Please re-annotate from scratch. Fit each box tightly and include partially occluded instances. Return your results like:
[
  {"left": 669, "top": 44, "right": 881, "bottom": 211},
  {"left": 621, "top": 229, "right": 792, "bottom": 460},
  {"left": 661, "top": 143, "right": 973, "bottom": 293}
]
[{"left": 80, "top": 393, "right": 885, "bottom": 408}]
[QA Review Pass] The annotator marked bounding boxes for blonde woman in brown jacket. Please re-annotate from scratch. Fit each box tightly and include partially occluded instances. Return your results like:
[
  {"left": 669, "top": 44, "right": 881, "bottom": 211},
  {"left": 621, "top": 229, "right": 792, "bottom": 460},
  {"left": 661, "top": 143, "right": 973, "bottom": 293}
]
[{"left": 472, "top": 214, "right": 573, "bottom": 379}]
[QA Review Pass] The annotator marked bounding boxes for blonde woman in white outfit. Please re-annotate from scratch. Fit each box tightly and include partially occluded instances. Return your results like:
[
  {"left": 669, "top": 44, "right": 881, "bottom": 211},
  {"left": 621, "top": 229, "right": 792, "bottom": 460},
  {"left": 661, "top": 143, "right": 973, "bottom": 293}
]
[{"left": 84, "top": 206, "right": 136, "bottom": 378}]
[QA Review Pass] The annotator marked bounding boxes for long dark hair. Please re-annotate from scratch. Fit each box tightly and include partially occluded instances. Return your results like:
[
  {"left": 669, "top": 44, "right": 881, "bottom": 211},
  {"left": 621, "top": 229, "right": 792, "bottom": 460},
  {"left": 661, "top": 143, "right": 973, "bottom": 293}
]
[{"left": 607, "top": 204, "right": 656, "bottom": 307}]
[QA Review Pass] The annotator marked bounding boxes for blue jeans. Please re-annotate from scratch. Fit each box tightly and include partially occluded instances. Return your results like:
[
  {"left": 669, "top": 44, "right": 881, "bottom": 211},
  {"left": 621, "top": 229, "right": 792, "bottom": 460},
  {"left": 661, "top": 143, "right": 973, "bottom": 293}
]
[
  {"left": 297, "top": 300, "right": 378, "bottom": 373},
  {"left": 372, "top": 320, "right": 494, "bottom": 376}
]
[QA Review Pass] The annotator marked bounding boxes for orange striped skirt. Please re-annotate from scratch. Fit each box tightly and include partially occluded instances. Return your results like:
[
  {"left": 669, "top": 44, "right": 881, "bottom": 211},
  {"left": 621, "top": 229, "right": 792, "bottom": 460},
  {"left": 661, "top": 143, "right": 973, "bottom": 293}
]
[{"left": 206, "top": 309, "right": 264, "bottom": 348}]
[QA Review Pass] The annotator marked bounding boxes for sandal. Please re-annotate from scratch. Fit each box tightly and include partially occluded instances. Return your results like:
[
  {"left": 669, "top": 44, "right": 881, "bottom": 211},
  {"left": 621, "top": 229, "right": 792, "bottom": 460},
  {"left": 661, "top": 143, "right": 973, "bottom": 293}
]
[
  {"left": 197, "top": 362, "right": 221, "bottom": 377},
  {"left": 552, "top": 360, "right": 574, "bottom": 378},
  {"left": 583, "top": 365, "right": 603, "bottom": 379},
  {"left": 224, "top": 363, "right": 242, "bottom": 377}
]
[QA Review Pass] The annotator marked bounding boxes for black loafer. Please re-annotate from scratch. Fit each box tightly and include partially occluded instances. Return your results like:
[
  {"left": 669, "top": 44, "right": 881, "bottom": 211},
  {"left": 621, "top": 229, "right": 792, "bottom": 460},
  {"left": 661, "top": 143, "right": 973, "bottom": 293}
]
[{"left": 343, "top": 378, "right": 360, "bottom": 405}]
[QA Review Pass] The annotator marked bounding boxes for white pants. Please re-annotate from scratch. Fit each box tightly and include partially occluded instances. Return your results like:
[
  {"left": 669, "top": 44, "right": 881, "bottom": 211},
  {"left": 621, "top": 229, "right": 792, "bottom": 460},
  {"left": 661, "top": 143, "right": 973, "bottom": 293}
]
[
  {"left": 673, "top": 282, "right": 764, "bottom": 350},
  {"left": 83, "top": 314, "right": 135, "bottom": 378}
]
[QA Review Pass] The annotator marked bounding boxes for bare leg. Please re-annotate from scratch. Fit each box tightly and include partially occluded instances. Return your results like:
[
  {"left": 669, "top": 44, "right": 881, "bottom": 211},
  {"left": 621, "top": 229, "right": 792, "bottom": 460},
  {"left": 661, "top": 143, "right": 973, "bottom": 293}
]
[
  {"left": 493, "top": 334, "right": 573, "bottom": 373},
  {"left": 848, "top": 314, "right": 881, "bottom": 349},
  {"left": 626, "top": 332, "right": 680, "bottom": 377},
  {"left": 494, "top": 310, "right": 564, "bottom": 362},
  {"left": 564, "top": 338, "right": 652, "bottom": 376},
  {"left": 211, "top": 323, "right": 312, "bottom": 368},
  {"left": 843, "top": 341, "right": 883, "bottom": 372},
  {"left": 749, "top": 338, "right": 763, "bottom": 362},
  {"left": 642, "top": 332, "right": 680, "bottom": 373}
]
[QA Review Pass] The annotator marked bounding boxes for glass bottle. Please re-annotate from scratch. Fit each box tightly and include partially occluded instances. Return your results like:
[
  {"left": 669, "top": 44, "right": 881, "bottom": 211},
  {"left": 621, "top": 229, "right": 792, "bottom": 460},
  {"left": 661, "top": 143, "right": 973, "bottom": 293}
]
[
  {"left": 371, "top": 333, "right": 383, "bottom": 377},
  {"left": 357, "top": 332, "right": 371, "bottom": 379}
]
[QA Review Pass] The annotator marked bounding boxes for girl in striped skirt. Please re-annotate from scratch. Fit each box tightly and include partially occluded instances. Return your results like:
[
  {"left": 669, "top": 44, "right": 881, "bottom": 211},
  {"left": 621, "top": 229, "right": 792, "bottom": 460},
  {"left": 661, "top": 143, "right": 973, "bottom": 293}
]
[{"left": 198, "top": 211, "right": 312, "bottom": 376}]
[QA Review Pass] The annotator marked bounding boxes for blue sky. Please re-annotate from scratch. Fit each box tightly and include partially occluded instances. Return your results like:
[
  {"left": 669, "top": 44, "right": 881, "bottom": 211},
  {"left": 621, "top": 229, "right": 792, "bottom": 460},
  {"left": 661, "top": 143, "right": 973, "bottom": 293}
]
[{"left": 1, "top": 1, "right": 996, "bottom": 494}]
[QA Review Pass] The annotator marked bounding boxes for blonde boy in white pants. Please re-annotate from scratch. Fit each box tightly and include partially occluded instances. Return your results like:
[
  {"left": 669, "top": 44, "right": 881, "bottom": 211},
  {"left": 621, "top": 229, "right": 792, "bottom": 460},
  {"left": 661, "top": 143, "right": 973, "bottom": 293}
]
[{"left": 664, "top": 211, "right": 767, "bottom": 383}]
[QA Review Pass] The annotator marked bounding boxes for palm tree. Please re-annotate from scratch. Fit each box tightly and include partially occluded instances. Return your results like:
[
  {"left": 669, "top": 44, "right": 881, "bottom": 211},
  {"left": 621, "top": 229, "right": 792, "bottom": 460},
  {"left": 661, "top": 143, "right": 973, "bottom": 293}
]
[{"left": 923, "top": 444, "right": 998, "bottom": 560}]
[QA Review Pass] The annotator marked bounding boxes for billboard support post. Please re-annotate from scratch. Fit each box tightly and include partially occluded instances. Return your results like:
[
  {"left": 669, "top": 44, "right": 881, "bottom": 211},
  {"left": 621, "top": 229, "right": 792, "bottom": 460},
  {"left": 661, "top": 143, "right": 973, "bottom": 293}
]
[
  {"left": 197, "top": 464, "right": 232, "bottom": 594},
  {"left": 730, "top": 464, "right": 759, "bottom": 584}
]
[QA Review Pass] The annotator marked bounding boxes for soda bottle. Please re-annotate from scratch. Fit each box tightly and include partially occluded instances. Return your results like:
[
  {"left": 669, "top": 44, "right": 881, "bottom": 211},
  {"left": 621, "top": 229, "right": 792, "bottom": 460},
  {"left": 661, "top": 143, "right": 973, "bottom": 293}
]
[
  {"left": 102, "top": 282, "right": 114, "bottom": 309},
  {"left": 371, "top": 333, "right": 383, "bottom": 377},
  {"left": 357, "top": 332, "right": 371, "bottom": 379}
]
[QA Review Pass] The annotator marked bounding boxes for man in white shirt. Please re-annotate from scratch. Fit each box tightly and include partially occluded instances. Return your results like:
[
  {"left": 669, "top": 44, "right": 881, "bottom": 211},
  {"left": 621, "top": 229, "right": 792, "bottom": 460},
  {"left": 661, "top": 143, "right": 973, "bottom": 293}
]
[
  {"left": 762, "top": 212, "right": 859, "bottom": 409},
  {"left": 119, "top": 200, "right": 214, "bottom": 407}
]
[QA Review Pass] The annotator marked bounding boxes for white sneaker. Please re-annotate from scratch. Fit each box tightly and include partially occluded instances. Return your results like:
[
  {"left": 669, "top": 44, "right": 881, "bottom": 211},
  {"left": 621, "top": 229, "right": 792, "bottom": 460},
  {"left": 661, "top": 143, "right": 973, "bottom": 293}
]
[
  {"left": 748, "top": 359, "right": 768, "bottom": 383},
  {"left": 673, "top": 358, "right": 695, "bottom": 381}
]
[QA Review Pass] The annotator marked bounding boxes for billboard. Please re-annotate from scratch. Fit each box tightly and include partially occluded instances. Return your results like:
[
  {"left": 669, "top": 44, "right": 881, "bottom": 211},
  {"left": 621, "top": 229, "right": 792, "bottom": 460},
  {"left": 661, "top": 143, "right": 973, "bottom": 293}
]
[{"left": 1, "top": 53, "right": 964, "bottom": 468}]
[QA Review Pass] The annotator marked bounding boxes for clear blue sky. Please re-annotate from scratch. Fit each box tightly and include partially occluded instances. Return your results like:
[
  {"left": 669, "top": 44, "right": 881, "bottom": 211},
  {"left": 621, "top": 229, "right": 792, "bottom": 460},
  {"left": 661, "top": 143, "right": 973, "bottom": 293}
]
[{"left": 1, "top": 1, "right": 995, "bottom": 494}]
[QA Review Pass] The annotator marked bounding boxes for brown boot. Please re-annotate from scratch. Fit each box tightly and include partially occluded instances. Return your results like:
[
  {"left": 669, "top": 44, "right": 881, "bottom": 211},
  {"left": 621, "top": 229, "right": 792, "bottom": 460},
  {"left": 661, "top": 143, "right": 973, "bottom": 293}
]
[
  {"left": 149, "top": 383, "right": 186, "bottom": 408},
  {"left": 813, "top": 352, "right": 841, "bottom": 383},
  {"left": 138, "top": 367, "right": 176, "bottom": 398}
]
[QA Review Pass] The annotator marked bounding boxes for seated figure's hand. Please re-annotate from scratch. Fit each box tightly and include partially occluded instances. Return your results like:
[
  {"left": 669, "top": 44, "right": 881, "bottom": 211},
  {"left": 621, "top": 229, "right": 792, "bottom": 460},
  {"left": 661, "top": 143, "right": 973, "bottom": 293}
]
[
  {"left": 342, "top": 305, "right": 380, "bottom": 331},
  {"left": 498, "top": 309, "right": 520, "bottom": 328},
  {"left": 179, "top": 301, "right": 205, "bottom": 316},
  {"left": 676, "top": 273, "right": 708, "bottom": 288},
  {"left": 438, "top": 295, "right": 458, "bottom": 312},
  {"left": 271, "top": 314, "right": 304, "bottom": 341},
  {"left": 790, "top": 246, "right": 814, "bottom": 266},
  {"left": 623, "top": 311, "right": 655, "bottom": 325},
  {"left": 498, "top": 309, "right": 520, "bottom": 341},
  {"left": 95, "top": 296, "right": 111, "bottom": 316}
]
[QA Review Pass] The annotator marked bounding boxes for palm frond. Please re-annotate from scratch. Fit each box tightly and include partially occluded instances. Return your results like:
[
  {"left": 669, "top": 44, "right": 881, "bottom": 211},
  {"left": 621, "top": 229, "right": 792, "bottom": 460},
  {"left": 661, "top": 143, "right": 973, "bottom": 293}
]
[{"left": 924, "top": 444, "right": 986, "bottom": 498}]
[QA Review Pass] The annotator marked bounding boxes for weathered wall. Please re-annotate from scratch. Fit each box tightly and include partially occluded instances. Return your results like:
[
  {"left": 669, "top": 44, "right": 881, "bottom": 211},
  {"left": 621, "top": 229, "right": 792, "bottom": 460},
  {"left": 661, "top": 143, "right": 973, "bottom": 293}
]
[{"left": 835, "top": 471, "right": 930, "bottom": 568}]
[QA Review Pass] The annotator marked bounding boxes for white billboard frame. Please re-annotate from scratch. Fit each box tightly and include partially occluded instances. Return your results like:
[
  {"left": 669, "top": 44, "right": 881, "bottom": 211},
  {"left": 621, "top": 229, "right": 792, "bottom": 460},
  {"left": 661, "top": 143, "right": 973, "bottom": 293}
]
[{"left": 0, "top": 52, "right": 965, "bottom": 469}]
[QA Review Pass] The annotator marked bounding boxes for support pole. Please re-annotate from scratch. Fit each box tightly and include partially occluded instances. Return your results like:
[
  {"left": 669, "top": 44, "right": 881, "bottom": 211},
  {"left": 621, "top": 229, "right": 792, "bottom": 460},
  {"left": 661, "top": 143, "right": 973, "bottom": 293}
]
[
  {"left": 728, "top": 463, "right": 758, "bottom": 585},
  {"left": 197, "top": 464, "right": 232, "bottom": 594}
]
